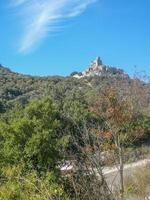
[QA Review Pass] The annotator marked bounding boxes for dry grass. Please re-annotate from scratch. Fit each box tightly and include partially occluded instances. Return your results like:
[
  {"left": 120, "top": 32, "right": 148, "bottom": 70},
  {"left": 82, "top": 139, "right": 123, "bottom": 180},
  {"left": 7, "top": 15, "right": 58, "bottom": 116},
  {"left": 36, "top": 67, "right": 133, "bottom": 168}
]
[{"left": 123, "top": 163, "right": 150, "bottom": 200}]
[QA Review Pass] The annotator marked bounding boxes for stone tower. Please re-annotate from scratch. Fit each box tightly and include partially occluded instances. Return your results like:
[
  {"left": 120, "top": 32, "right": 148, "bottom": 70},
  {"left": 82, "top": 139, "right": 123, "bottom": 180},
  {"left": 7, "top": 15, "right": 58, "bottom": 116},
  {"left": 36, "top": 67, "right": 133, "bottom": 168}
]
[
  {"left": 90, "top": 57, "right": 103, "bottom": 70},
  {"left": 96, "top": 56, "right": 103, "bottom": 66}
]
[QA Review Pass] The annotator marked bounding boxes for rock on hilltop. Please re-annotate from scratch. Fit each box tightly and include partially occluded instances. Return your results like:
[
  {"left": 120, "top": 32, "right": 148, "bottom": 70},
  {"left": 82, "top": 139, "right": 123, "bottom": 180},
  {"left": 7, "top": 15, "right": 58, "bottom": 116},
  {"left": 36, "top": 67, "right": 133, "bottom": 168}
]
[{"left": 73, "top": 57, "right": 128, "bottom": 78}]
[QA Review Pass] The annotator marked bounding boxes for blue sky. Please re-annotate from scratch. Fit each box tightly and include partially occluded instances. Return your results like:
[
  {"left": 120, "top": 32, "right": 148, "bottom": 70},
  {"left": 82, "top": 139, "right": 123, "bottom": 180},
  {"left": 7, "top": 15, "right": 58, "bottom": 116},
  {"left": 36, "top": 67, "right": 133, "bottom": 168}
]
[{"left": 0, "top": 0, "right": 150, "bottom": 76}]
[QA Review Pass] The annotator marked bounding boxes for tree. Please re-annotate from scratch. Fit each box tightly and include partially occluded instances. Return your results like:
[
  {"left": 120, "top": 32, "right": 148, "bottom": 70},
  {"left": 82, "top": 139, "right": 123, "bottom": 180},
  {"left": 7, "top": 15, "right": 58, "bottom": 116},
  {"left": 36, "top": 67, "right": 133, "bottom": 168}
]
[
  {"left": 64, "top": 122, "right": 115, "bottom": 200},
  {"left": 0, "top": 97, "right": 71, "bottom": 199},
  {"left": 0, "top": 97, "right": 67, "bottom": 172},
  {"left": 70, "top": 71, "right": 82, "bottom": 76},
  {"left": 0, "top": 100, "right": 5, "bottom": 113},
  {"left": 91, "top": 87, "right": 149, "bottom": 198}
]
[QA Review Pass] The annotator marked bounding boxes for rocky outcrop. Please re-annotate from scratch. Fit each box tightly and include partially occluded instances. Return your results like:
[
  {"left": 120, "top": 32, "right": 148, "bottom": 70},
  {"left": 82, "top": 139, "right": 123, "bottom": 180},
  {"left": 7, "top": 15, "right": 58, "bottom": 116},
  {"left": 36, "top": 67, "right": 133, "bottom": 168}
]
[{"left": 73, "top": 57, "right": 128, "bottom": 78}]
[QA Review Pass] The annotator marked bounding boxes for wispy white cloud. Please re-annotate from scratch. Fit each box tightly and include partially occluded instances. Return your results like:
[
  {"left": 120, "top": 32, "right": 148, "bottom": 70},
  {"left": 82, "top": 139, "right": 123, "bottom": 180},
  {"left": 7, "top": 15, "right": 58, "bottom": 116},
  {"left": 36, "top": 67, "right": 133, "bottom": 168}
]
[
  {"left": 11, "top": 0, "right": 28, "bottom": 6},
  {"left": 11, "top": 0, "right": 97, "bottom": 53}
]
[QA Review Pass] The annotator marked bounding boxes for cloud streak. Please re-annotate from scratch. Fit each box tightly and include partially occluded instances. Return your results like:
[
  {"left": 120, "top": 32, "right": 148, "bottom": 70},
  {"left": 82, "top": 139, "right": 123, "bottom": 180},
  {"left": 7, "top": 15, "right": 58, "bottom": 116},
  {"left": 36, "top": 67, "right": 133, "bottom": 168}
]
[{"left": 11, "top": 0, "right": 97, "bottom": 53}]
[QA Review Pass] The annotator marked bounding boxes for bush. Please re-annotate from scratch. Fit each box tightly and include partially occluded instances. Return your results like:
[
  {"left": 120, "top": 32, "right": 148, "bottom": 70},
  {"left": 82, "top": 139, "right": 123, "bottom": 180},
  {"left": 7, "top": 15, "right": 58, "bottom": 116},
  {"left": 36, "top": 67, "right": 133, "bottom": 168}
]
[{"left": 0, "top": 165, "right": 69, "bottom": 200}]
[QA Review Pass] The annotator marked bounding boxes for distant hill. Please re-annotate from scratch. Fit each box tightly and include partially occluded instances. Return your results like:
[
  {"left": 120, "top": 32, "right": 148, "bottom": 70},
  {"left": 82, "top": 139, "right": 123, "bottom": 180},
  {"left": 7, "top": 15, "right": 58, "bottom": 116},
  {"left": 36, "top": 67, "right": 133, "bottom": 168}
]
[{"left": 0, "top": 58, "right": 149, "bottom": 112}]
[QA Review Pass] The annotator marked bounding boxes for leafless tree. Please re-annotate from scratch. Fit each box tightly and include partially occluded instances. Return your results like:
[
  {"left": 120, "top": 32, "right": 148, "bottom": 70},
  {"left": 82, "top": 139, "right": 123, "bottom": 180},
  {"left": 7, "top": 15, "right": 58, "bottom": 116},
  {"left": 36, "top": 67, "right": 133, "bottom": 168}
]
[{"left": 63, "top": 120, "right": 115, "bottom": 200}]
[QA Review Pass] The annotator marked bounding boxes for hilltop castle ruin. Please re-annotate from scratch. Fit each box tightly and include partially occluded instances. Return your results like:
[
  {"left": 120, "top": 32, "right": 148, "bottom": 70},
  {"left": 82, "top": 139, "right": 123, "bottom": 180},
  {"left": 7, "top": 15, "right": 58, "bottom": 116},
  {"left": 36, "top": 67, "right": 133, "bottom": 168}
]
[{"left": 73, "top": 57, "right": 126, "bottom": 79}]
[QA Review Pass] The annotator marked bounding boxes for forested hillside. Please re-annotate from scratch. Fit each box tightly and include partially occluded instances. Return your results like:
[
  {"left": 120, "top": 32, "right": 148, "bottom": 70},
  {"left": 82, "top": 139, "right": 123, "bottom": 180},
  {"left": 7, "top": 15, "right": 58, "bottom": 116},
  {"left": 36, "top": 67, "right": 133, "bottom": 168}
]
[{"left": 0, "top": 64, "right": 149, "bottom": 113}]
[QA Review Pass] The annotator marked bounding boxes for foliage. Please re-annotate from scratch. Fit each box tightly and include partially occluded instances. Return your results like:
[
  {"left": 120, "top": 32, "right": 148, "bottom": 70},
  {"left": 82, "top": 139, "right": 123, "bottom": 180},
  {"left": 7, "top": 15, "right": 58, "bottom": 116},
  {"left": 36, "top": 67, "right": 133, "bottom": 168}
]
[
  {"left": 0, "top": 98, "right": 68, "bottom": 171},
  {"left": 0, "top": 165, "right": 69, "bottom": 200},
  {"left": 70, "top": 71, "right": 82, "bottom": 76},
  {"left": 0, "top": 97, "right": 70, "bottom": 199}
]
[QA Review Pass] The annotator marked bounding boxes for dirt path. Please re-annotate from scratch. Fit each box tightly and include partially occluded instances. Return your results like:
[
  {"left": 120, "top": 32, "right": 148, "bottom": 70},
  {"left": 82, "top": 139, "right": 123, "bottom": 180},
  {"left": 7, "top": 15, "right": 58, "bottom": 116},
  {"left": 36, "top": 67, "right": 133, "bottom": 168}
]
[
  {"left": 102, "top": 158, "right": 150, "bottom": 191},
  {"left": 103, "top": 158, "right": 150, "bottom": 175}
]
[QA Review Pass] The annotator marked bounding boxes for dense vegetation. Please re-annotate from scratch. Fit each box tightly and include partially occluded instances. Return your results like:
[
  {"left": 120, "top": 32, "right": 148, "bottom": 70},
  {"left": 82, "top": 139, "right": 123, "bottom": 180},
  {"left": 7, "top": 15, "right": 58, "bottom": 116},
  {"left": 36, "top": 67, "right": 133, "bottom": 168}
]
[
  {"left": 0, "top": 64, "right": 149, "bottom": 199},
  {"left": 0, "top": 64, "right": 149, "bottom": 113}
]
